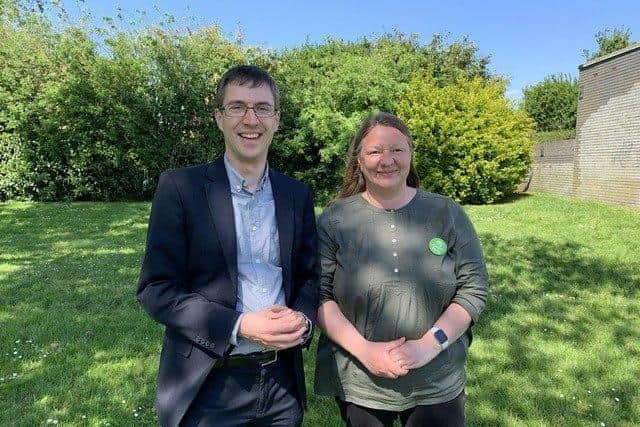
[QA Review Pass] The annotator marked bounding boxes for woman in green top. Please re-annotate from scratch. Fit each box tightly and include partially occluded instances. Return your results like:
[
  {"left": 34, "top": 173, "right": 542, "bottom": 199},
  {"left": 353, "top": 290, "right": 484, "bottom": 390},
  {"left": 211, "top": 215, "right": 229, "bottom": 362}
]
[{"left": 315, "top": 112, "right": 488, "bottom": 426}]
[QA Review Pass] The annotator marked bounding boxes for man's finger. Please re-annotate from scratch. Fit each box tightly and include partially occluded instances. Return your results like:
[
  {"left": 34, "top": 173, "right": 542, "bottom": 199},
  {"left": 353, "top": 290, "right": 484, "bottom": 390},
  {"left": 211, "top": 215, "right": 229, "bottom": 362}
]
[{"left": 262, "top": 327, "right": 306, "bottom": 347}]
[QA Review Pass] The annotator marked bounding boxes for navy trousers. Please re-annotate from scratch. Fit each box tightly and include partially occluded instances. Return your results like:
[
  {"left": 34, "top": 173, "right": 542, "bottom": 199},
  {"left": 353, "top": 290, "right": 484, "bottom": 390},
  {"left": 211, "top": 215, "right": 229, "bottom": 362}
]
[{"left": 181, "top": 357, "right": 302, "bottom": 427}]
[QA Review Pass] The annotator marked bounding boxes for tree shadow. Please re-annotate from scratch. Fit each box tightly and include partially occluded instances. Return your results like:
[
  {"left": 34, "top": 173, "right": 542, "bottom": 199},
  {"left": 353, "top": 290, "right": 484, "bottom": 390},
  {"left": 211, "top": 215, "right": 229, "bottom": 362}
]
[
  {"left": 1, "top": 203, "right": 638, "bottom": 425},
  {"left": 467, "top": 232, "right": 639, "bottom": 426},
  {"left": 0, "top": 202, "right": 162, "bottom": 426}
]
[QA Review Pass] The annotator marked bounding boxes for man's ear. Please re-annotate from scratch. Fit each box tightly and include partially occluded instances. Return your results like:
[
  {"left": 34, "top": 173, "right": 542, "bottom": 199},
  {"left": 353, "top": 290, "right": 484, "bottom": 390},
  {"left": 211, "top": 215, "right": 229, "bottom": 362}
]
[
  {"left": 214, "top": 109, "right": 223, "bottom": 130},
  {"left": 274, "top": 110, "right": 280, "bottom": 132}
]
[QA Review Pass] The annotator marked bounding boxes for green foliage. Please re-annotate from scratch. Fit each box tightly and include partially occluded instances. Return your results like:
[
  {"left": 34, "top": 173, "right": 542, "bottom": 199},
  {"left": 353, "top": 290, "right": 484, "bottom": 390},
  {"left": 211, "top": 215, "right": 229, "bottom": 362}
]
[
  {"left": 522, "top": 74, "right": 578, "bottom": 132},
  {"left": 272, "top": 34, "right": 490, "bottom": 202},
  {"left": 1, "top": 2, "right": 252, "bottom": 200},
  {"left": 2, "top": 1, "right": 522, "bottom": 204},
  {"left": 397, "top": 75, "right": 535, "bottom": 204},
  {"left": 534, "top": 128, "right": 576, "bottom": 143},
  {"left": 585, "top": 26, "right": 633, "bottom": 60}
]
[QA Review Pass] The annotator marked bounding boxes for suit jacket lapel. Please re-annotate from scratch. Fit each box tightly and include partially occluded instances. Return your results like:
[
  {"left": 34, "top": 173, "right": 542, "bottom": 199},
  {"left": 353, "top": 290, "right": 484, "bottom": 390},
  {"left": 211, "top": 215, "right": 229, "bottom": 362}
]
[
  {"left": 270, "top": 170, "right": 294, "bottom": 303},
  {"left": 205, "top": 158, "right": 239, "bottom": 296}
]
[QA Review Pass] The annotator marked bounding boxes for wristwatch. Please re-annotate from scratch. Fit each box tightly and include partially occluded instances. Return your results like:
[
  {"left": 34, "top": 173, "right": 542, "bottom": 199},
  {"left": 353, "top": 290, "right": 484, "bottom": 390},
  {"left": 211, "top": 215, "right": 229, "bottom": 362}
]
[{"left": 429, "top": 326, "right": 449, "bottom": 350}]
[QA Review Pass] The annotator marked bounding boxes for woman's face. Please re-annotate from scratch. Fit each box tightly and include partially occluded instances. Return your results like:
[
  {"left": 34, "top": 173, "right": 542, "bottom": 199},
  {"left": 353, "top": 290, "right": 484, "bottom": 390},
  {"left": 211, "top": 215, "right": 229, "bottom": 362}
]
[{"left": 358, "top": 125, "right": 412, "bottom": 194}]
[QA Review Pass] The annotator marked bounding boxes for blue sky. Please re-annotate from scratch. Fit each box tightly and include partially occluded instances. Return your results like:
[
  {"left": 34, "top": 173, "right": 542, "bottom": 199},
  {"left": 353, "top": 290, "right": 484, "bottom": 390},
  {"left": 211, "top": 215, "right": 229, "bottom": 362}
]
[{"left": 59, "top": 0, "right": 640, "bottom": 100}]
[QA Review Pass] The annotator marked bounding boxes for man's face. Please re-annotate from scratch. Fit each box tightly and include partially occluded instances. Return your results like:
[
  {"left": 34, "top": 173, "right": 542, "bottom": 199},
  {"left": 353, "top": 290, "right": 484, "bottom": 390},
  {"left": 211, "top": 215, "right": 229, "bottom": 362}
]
[{"left": 214, "top": 83, "right": 279, "bottom": 166}]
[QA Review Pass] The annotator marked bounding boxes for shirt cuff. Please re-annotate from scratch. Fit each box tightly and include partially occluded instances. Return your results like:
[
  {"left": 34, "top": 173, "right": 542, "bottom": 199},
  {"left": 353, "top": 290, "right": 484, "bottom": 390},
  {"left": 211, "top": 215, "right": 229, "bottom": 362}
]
[
  {"left": 300, "top": 313, "right": 313, "bottom": 342},
  {"left": 230, "top": 313, "right": 245, "bottom": 346}
]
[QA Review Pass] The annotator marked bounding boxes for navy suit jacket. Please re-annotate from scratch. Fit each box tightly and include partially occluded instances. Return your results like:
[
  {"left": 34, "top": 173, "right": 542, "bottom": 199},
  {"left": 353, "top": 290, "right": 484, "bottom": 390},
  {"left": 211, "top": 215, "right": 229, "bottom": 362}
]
[{"left": 137, "top": 157, "right": 319, "bottom": 427}]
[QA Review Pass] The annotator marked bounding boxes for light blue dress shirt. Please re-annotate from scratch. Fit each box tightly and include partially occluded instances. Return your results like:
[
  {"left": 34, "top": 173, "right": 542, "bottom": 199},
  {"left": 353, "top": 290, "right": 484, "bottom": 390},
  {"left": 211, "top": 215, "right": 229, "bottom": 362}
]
[{"left": 224, "top": 156, "right": 286, "bottom": 355}]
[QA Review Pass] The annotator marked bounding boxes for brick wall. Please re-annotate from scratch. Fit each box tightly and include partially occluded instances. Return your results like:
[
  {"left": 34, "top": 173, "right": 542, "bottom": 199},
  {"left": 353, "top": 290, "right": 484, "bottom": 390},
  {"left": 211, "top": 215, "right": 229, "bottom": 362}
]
[
  {"left": 527, "top": 139, "right": 577, "bottom": 196},
  {"left": 526, "top": 44, "right": 640, "bottom": 209}
]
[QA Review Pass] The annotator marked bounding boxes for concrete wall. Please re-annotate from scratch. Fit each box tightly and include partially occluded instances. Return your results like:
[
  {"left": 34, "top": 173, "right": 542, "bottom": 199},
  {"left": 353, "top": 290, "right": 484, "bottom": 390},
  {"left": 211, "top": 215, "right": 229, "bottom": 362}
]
[{"left": 527, "top": 44, "right": 640, "bottom": 209}]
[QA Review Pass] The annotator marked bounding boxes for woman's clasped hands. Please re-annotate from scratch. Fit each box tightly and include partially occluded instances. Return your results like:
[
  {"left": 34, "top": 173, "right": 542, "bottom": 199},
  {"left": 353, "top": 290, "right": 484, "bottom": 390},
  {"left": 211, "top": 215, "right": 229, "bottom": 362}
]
[{"left": 354, "top": 335, "right": 442, "bottom": 379}]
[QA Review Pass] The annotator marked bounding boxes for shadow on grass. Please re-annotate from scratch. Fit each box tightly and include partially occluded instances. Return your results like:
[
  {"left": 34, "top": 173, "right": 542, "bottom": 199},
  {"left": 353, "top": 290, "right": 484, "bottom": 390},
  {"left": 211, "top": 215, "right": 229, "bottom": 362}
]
[
  {"left": 0, "top": 202, "right": 161, "bottom": 425},
  {"left": 0, "top": 203, "right": 638, "bottom": 426},
  {"left": 466, "top": 232, "right": 639, "bottom": 426}
]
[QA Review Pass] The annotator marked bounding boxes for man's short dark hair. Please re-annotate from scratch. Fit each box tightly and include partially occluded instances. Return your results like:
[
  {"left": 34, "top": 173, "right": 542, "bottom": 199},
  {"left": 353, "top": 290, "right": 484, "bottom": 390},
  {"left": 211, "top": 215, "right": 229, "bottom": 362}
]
[{"left": 215, "top": 65, "right": 280, "bottom": 109}]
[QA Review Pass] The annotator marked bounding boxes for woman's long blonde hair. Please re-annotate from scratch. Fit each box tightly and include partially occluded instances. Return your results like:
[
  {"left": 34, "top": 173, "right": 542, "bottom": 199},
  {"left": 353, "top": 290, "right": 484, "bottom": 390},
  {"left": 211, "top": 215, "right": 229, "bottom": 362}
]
[{"left": 338, "top": 112, "right": 420, "bottom": 199}]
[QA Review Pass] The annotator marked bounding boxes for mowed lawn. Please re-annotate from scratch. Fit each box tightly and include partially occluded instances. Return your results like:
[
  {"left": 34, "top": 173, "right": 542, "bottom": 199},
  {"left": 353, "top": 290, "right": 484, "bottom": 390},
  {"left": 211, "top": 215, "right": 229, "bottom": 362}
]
[{"left": 0, "top": 193, "right": 638, "bottom": 426}]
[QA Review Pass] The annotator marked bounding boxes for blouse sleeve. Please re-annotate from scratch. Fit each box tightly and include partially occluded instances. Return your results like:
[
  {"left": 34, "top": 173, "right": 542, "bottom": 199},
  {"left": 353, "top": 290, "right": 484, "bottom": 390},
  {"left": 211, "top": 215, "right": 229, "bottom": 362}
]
[
  {"left": 448, "top": 200, "right": 489, "bottom": 324},
  {"left": 317, "top": 208, "right": 340, "bottom": 304}
]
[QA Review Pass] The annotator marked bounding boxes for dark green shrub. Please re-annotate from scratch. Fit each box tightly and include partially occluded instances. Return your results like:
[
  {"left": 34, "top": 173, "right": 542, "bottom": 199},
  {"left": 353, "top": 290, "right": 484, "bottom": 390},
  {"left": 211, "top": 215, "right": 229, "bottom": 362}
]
[
  {"left": 522, "top": 74, "right": 578, "bottom": 132},
  {"left": 273, "top": 34, "right": 490, "bottom": 203}
]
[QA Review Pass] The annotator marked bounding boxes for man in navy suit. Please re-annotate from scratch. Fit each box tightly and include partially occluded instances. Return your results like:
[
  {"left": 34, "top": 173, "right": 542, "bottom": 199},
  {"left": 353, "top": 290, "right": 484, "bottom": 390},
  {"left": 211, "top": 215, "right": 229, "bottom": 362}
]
[{"left": 137, "top": 65, "right": 319, "bottom": 427}]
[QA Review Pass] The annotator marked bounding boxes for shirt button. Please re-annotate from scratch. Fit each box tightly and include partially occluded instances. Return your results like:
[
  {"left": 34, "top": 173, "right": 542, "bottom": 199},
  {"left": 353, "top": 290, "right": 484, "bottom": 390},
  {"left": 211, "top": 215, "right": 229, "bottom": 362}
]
[
  {"left": 392, "top": 238, "right": 398, "bottom": 244},
  {"left": 394, "top": 268, "right": 399, "bottom": 273},
  {"left": 251, "top": 225, "right": 258, "bottom": 231},
  {"left": 390, "top": 224, "right": 396, "bottom": 229},
  {"left": 393, "top": 252, "right": 398, "bottom": 257}
]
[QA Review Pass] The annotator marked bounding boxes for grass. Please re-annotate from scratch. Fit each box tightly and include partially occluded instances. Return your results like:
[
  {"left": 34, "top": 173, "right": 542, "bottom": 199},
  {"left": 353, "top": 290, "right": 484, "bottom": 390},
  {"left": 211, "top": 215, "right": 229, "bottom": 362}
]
[
  {"left": 1, "top": 193, "right": 639, "bottom": 426},
  {"left": 533, "top": 129, "right": 576, "bottom": 143}
]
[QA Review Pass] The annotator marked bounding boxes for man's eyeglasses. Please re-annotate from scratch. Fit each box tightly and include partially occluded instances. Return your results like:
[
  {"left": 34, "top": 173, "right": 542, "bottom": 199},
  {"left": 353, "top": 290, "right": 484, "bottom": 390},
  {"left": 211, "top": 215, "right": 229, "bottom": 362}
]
[{"left": 220, "top": 102, "right": 277, "bottom": 118}]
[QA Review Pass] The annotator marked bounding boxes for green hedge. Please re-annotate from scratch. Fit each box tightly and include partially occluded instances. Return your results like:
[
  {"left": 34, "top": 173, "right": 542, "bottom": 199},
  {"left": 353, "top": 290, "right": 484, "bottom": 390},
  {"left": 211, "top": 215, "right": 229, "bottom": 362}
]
[
  {"left": 398, "top": 75, "right": 534, "bottom": 203},
  {"left": 1, "top": 1, "right": 534, "bottom": 204},
  {"left": 521, "top": 73, "right": 578, "bottom": 133}
]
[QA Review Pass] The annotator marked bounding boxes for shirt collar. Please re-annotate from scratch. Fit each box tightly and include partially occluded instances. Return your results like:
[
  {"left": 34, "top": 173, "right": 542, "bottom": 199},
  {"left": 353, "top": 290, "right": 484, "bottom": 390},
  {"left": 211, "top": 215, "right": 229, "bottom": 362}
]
[{"left": 223, "top": 155, "right": 269, "bottom": 194}]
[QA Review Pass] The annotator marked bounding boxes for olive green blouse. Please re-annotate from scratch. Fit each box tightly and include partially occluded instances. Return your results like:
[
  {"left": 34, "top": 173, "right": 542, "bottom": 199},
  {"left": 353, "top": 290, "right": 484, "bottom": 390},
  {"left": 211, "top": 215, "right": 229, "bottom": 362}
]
[{"left": 314, "top": 190, "right": 488, "bottom": 411}]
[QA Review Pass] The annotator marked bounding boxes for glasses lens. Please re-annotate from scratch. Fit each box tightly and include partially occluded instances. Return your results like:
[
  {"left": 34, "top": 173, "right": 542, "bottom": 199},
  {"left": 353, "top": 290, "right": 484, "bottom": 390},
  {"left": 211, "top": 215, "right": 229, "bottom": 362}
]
[
  {"left": 225, "top": 104, "right": 246, "bottom": 117},
  {"left": 254, "top": 104, "right": 275, "bottom": 117}
]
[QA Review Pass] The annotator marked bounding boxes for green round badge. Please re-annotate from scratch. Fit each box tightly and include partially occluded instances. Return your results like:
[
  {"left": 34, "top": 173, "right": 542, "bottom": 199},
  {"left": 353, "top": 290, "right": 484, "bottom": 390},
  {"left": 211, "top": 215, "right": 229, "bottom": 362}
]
[{"left": 428, "top": 237, "right": 448, "bottom": 256}]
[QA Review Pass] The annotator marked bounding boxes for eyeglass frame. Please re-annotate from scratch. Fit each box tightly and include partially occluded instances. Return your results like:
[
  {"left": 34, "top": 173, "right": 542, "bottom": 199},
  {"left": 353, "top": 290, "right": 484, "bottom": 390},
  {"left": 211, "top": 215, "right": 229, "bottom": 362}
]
[{"left": 218, "top": 102, "right": 279, "bottom": 118}]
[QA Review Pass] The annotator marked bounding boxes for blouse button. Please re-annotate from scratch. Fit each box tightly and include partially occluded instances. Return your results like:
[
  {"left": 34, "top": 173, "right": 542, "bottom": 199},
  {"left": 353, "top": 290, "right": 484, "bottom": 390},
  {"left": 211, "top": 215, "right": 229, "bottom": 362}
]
[
  {"left": 393, "top": 252, "right": 398, "bottom": 257},
  {"left": 392, "top": 238, "right": 398, "bottom": 244},
  {"left": 394, "top": 268, "right": 399, "bottom": 273},
  {"left": 390, "top": 224, "right": 396, "bottom": 230}
]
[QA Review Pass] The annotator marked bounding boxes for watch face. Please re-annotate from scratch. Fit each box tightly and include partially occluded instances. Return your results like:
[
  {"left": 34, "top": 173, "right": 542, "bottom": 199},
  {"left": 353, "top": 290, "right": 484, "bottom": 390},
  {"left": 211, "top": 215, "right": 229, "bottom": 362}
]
[{"left": 434, "top": 329, "right": 448, "bottom": 344}]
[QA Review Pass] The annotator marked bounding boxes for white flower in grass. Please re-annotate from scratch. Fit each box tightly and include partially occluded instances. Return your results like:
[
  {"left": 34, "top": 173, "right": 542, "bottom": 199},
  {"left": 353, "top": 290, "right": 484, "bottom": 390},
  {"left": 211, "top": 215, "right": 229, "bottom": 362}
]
[
  {"left": 600, "top": 423, "right": 605, "bottom": 426},
  {"left": 614, "top": 397, "right": 620, "bottom": 402}
]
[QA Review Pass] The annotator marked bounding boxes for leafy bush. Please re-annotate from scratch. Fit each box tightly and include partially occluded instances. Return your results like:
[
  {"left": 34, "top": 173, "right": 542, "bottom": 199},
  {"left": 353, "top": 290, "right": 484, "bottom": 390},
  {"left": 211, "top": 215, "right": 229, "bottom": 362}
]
[
  {"left": 522, "top": 74, "right": 578, "bottom": 132},
  {"left": 1, "top": 1, "right": 525, "bottom": 204},
  {"left": 585, "top": 27, "right": 633, "bottom": 60},
  {"left": 397, "top": 75, "right": 535, "bottom": 204},
  {"left": 0, "top": 2, "right": 252, "bottom": 200},
  {"left": 272, "top": 34, "right": 490, "bottom": 202}
]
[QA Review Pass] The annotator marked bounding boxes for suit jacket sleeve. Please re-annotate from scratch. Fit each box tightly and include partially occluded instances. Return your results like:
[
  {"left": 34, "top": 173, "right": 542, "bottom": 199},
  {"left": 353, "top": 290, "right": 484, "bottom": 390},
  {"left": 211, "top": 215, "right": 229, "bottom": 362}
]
[
  {"left": 136, "top": 171, "right": 240, "bottom": 357},
  {"left": 290, "top": 187, "right": 320, "bottom": 342}
]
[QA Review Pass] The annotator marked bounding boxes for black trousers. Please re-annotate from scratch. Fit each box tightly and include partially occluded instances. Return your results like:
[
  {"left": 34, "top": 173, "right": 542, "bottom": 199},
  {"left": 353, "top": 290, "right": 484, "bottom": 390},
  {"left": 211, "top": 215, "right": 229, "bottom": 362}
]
[
  {"left": 181, "top": 357, "right": 302, "bottom": 427},
  {"left": 337, "top": 391, "right": 465, "bottom": 427}
]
